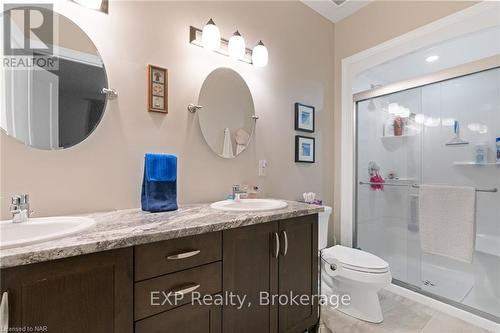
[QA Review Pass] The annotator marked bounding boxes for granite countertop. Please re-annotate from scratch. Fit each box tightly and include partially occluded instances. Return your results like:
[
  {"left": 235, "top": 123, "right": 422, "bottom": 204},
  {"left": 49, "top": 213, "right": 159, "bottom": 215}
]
[{"left": 0, "top": 200, "right": 324, "bottom": 269}]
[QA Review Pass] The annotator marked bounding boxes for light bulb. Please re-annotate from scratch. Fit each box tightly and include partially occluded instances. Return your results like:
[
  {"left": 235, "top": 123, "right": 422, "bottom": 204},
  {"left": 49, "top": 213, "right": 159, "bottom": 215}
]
[
  {"left": 202, "top": 19, "right": 221, "bottom": 51},
  {"left": 426, "top": 55, "right": 439, "bottom": 63},
  {"left": 252, "top": 40, "right": 268, "bottom": 67},
  {"left": 228, "top": 31, "right": 246, "bottom": 60},
  {"left": 73, "top": 0, "right": 103, "bottom": 9}
]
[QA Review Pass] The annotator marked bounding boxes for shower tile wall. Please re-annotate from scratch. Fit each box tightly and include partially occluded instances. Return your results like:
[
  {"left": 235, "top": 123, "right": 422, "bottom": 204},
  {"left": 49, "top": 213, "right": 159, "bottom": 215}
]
[
  {"left": 422, "top": 69, "right": 500, "bottom": 241},
  {"left": 356, "top": 67, "right": 500, "bottom": 319}
]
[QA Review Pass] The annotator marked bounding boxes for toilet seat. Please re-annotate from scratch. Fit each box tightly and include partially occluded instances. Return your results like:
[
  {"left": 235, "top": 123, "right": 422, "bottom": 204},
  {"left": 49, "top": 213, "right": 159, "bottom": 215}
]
[{"left": 322, "top": 245, "right": 389, "bottom": 274}]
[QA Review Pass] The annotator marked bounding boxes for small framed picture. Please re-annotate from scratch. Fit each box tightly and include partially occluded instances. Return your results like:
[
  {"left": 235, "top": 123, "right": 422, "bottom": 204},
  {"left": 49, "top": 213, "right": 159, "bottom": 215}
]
[
  {"left": 295, "top": 135, "right": 315, "bottom": 163},
  {"left": 295, "top": 103, "right": 315, "bottom": 133},
  {"left": 152, "top": 96, "right": 164, "bottom": 109},
  {"left": 152, "top": 83, "right": 164, "bottom": 97},
  {"left": 148, "top": 65, "right": 168, "bottom": 113}
]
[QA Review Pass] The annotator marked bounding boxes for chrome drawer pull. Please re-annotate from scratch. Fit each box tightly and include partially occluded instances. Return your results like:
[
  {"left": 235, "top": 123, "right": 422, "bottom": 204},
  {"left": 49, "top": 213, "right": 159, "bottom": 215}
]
[
  {"left": 171, "top": 284, "right": 200, "bottom": 297},
  {"left": 166, "top": 250, "right": 201, "bottom": 260},
  {"left": 272, "top": 232, "right": 280, "bottom": 258},
  {"left": 0, "top": 291, "right": 8, "bottom": 331},
  {"left": 281, "top": 231, "right": 288, "bottom": 257}
]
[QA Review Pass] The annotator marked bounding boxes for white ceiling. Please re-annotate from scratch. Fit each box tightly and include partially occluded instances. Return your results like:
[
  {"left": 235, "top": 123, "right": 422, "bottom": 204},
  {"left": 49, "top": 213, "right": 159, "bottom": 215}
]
[
  {"left": 353, "top": 25, "right": 500, "bottom": 93},
  {"left": 301, "top": 0, "right": 371, "bottom": 23}
]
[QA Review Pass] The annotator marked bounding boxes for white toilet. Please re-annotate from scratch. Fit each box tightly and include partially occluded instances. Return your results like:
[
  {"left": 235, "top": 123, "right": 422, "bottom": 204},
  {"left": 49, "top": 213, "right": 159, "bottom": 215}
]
[{"left": 318, "top": 207, "right": 391, "bottom": 324}]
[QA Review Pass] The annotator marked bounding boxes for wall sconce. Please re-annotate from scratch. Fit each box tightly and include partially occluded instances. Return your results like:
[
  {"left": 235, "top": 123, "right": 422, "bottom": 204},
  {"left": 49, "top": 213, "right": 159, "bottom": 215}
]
[
  {"left": 201, "top": 19, "right": 221, "bottom": 51},
  {"left": 252, "top": 41, "right": 268, "bottom": 68},
  {"left": 71, "top": 0, "right": 109, "bottom": 13},
  {"left": 189, "top": 19, "right": 268, "bottom": 67},
  {"left": 228, "top": 31, "right": 246, "bottom": 60}
]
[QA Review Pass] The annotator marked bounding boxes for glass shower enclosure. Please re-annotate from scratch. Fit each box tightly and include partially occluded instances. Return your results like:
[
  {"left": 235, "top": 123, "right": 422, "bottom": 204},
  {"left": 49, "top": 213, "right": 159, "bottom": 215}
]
[{"left": 354, "top": 62, "right": 500, "bottom": 321}]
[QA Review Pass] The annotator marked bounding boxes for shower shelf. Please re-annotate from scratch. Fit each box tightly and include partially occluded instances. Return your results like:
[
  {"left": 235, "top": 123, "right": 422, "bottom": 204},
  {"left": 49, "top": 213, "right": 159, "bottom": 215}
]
[
  {"left": 453, "top": 162, "right": 500, "bottom": 166},
  {"left": 380, "top": 134, "right": 416, "bottom": 139}
]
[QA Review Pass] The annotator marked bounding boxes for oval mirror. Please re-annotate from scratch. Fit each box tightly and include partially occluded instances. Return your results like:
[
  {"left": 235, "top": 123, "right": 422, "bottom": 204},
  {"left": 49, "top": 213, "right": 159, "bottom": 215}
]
[
  {"left": 198, "top": 68, "right": 255, "bottom": 159},
  {"left": 1, "top": 8, "right": 108, "bottom": 150}
]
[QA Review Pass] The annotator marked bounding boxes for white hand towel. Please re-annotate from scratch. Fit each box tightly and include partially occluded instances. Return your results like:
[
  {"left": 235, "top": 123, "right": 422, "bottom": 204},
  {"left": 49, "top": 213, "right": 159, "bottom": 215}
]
[
  {"left": 221, "top": 128, "right": 234, "bottom": 158},
  {"left": 419, "top": 184, "right": 476, "bottom": 263}
]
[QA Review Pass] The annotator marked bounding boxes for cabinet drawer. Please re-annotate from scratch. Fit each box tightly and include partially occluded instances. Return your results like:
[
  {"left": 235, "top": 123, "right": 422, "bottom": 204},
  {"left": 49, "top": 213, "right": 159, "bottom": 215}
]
[
  {"left": 135, "top": 232, "right": 222, "bottom": 281},
  {"left": 135, "top": 302, "right": 221, "bottom": 333},
  {"left": 135, "top": 262, "right": 222, "bottom": 320}
]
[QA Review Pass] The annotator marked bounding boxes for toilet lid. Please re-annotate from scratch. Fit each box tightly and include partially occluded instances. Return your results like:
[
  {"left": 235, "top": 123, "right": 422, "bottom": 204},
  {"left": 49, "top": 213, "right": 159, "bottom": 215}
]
[{"left": 322, "top": 245, "right": 389, "bottom": 273}]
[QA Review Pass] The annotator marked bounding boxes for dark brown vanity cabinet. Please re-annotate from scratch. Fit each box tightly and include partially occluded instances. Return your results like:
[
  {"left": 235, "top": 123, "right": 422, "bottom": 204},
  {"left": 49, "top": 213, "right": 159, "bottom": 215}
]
[
  {"left": 0, "top": 248, "right": 133, "bottom": 333},
  {"left": 223, "top": 220, "right": 280, "bottom": 332},
  {"left": 278, "top": 215, "right": 319, "bottom": 332},
  {"left": 223, "top": 214, "right": 318, "bottom": 333},
  {"left": 0, "top": 214, "right": 318, "bottom": 333}
]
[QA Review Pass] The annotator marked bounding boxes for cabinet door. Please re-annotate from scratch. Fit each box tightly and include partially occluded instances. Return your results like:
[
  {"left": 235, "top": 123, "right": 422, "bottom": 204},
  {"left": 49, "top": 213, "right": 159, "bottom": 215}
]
[
  {"left": 278, "top": 214, "right": 318, "bottom": 333},
  {"left": 135, "top": 302, "right": 221, "bottom": 333},
  {"left": 0, "top": 248, "right": 133, "bottom": 333},
  {"left": 223, "top": 222, "right": 279, "bottom": 333}
]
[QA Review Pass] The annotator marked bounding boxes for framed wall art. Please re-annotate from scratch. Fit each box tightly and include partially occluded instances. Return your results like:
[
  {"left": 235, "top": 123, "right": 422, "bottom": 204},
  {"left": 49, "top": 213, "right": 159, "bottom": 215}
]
[
  {"left": 295, "top": 135, "right": 315, "bottom": 163},
  {"left": 148, "top": 65, "right": 168, "bottom": 113},
  {"left": 295, "top": 103, "right": 315, "bottom": 132}
]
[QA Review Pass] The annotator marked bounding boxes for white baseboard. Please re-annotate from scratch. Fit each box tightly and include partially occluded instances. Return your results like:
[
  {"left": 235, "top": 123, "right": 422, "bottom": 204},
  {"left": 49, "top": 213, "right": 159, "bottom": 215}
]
[{"left": 385, "top": 283, "right": 500, "bottom": 333}]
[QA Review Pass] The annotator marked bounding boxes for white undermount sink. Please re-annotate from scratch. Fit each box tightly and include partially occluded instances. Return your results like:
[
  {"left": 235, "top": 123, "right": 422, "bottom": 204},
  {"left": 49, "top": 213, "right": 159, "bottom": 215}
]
[
  {"left": 0, "top": 217, "right": 96, "bottom": 249},
  {"left": 210, "top": 199, "right": 288, "bottom": 212}
]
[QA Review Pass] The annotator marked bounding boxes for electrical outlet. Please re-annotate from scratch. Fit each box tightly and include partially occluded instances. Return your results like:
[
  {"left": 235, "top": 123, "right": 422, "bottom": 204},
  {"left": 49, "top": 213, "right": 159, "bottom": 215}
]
[{"left": 259, "top": 160, "right": 267, "bottom": 177}]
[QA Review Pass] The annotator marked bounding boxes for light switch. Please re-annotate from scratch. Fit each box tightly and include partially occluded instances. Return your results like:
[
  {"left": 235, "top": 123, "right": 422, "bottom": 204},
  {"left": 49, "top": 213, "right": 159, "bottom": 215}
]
[{"left": 259, "top": 160, "right": 267, "bottom": 177}]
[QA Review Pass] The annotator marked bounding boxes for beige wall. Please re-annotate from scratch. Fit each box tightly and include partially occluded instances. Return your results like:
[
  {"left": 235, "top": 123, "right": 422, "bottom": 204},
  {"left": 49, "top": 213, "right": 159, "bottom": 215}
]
[
  {"left": 0, "top": 1, "right": 335, "bottom": 218},
  {"left": 332, "top": 0, "right": 477, "bottom": 242},
  {"left": 1, "top": 0, "right": 479, "bottom": 246}
]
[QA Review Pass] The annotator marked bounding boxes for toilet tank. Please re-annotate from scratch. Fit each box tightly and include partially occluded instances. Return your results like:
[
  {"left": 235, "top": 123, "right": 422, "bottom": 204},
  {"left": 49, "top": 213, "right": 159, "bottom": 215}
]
[{"left": 318, "top": 206, "right": 332, "bottom": 250}]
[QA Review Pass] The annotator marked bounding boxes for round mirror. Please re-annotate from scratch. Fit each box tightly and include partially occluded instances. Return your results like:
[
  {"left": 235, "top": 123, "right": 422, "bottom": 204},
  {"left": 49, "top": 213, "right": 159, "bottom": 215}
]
[
  {"left": 198, "top": 68, "right": 255, "bottom": 159},
  {"left": 1, "top": 8, "right": 108, "bottom": 150}
]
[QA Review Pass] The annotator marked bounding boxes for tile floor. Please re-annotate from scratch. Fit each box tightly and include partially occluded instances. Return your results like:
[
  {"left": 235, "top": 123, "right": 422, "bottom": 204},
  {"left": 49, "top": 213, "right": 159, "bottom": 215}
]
[{"left": 320, "top": 289, "right": 493, "bottom": 333}]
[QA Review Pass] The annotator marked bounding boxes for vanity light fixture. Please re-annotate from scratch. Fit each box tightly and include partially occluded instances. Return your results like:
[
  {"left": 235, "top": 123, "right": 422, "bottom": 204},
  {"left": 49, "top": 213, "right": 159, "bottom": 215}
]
[
  {"left": 202, "top": 19, "right": 221, "bottom": 51},
  {"left": 228, "top": 31, "right": 246, "bottom": 60},
  {"left": 71, "top": 0, "right": 108, "bottom": 13},
  {"left": 252, "top": 41, "right": 269, "bottom": 68},
  {"left": 189, "top": 21, "right": 268, "bottom": 67}
]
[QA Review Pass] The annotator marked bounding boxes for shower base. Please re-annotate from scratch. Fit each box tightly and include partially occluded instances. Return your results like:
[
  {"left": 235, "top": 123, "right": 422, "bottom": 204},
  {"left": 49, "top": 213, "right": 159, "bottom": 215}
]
[{"left": 386, "top": 252, "right": 500, "bottom": 320}]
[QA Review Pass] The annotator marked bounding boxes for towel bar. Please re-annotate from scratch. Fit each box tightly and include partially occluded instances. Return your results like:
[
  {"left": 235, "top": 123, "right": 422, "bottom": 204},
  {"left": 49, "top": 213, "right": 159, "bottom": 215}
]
[{"left": 358, "top": 181, "right": 498, "bottom": 193}]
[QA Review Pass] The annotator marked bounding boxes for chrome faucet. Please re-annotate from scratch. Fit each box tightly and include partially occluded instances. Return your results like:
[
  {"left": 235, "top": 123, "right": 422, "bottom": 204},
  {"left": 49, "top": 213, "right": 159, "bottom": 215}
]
[{"left": 10, "top": 194, "right": 33, "bottom": 223}]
